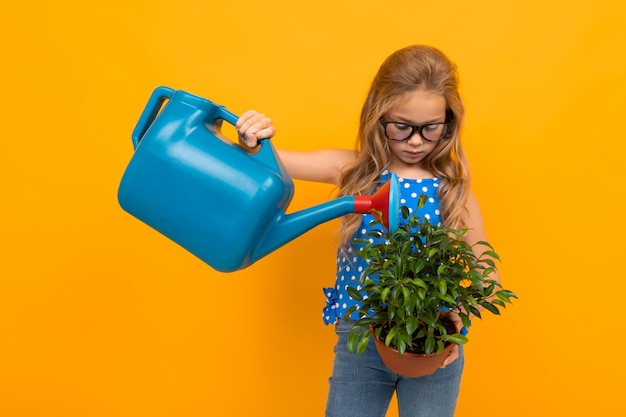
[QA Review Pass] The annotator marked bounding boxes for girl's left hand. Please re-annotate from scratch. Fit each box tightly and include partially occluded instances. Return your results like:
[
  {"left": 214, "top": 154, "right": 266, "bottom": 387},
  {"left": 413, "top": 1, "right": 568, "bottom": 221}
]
[
  {"left": 440, "top": 345, "right": 460, "bottom": 368},
  {"left": 440, "top": 312, "right": 464, "bottom": 368},
  {"left": 235, "top": 110, "right": 276, "bottom": 148}
]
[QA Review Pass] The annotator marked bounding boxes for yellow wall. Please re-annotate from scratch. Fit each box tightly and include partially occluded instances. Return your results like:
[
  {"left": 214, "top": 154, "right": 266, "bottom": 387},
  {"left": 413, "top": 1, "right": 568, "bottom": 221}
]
[{"left": 2, "top": 0, "right": 625, "bottom": 416}]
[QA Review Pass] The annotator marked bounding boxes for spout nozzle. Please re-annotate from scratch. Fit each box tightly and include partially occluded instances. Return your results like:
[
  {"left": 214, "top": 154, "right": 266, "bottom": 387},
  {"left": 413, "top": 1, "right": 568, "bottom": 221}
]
[{"left": 354, "top": 173, "right": 400, "bottom": 231}]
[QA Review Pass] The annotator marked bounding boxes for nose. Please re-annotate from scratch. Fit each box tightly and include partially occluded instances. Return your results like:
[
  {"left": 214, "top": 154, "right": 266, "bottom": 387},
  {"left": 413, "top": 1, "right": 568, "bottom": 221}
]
[{"left": 406, "top": 129, "right": 425, "bottom": 145}]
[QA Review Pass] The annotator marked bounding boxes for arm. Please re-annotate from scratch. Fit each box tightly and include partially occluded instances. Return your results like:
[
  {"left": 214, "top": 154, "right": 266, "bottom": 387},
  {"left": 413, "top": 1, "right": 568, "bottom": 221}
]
[
  {"left": 463, "top": 190, "right": 501, "bottom": 286},
  {"left": 277, "top": 149, "right": 356, "bottom": 185},
  {"left": 235, "top": 110, "right": 356, "bottom": 185},
  {"left": 442, "top": 190, "right": 501, "bottom": 369}
]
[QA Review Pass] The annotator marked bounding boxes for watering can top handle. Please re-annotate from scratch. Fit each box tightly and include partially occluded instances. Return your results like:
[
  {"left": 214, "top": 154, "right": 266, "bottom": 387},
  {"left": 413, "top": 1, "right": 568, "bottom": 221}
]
[
  {"left": 214, "top": 105, "right": 238, "bottom": 126},
  {"left": 131, "top": 86, "right": 280, "bottom": 171},
  {"left": 131, "top": 86, "right": 175, "bottom": 149}
]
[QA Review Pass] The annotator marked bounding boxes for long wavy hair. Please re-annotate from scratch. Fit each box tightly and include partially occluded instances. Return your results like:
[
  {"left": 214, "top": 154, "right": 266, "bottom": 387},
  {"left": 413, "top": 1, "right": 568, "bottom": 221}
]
[{"left": 337, "top": 45, "right": 471, "bottom": 246}]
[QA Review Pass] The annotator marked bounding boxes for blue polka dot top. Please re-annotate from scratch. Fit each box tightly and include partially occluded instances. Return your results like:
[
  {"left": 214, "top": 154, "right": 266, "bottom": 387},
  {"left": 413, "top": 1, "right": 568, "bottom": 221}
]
[{"left": 322, "top": 169, "right": 442, "bottom": 325}]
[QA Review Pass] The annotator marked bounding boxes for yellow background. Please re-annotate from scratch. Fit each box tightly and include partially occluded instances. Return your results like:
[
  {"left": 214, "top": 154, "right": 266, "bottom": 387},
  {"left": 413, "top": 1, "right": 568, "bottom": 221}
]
[{"left": 2, "top": 0, "right": 625, "bottom": 416}]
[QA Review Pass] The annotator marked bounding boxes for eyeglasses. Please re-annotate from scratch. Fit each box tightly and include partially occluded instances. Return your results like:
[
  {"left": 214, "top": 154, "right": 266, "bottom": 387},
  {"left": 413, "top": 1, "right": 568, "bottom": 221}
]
[{"left": 379, "top": 117, "right": 453, "bottom": 142}]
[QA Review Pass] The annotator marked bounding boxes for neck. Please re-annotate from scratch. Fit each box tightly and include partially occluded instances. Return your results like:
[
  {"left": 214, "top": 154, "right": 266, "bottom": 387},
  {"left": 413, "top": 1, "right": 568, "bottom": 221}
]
[{"left": 388, "top": 163, "right": 434, "bottom": 180}]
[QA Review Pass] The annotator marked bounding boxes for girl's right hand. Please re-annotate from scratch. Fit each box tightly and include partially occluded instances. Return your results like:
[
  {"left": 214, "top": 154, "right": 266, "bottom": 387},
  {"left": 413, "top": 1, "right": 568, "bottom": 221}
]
[{"left": 235, "top": 110, "right": 276, "bottom": 148}]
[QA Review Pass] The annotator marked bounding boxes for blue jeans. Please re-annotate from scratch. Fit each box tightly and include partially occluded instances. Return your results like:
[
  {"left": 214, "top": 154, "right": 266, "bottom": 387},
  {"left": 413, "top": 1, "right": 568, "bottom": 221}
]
[{"left": 325, "top": 321, "right": 464, "bottom": 417}]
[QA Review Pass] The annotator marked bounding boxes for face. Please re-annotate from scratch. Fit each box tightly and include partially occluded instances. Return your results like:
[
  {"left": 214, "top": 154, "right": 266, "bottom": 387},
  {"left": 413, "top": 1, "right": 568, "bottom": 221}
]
[{"left": 383, "top": 90, "right": 448, "bottom": 177}]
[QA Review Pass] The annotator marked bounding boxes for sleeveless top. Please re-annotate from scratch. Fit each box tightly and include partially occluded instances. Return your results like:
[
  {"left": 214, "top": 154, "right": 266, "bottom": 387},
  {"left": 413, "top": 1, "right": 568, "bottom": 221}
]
[{"left": 322, "top": 169, "right": 443, "bottom": 325}]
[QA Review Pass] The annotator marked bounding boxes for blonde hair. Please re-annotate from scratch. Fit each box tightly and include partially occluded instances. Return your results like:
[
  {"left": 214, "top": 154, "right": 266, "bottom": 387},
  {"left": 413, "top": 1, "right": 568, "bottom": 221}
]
[{"left": 337, "top": 45, "right": 471, "bottom": 246}]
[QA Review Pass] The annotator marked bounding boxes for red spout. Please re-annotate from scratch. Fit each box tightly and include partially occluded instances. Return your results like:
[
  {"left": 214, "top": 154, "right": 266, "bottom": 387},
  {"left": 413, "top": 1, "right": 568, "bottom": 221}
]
[{"left": 354, "top": 176, "right": 398, "bottom": 231}]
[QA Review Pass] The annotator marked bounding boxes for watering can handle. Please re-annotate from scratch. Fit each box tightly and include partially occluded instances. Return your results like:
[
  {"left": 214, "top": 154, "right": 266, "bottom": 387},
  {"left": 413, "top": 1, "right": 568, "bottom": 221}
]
[
  {"left": 214, "top": 105, "right": 238, "bottom": 127},
  {"left": 213, "top": 106, "right": 280, "bottom": 172},
  {"left": 131, "top": 86, "right": 175, "bottom": 149}
]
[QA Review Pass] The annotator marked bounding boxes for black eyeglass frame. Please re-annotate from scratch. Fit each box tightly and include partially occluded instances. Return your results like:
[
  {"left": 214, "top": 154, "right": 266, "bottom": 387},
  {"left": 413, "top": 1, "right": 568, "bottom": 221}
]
[{"left": 379, "top": 112, "right": 454, "bottom": 143}]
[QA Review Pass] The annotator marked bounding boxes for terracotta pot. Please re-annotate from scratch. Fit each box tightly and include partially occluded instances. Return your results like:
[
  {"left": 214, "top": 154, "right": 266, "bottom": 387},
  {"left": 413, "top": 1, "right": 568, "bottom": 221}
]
[{"left": 372, "top": 330, "right": 455, "bottom": 378}]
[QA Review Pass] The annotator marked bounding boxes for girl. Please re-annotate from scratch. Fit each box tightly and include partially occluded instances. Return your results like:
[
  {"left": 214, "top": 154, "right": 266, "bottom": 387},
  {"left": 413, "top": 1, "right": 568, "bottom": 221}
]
[{"left": 236, "top": 45, "right": 500, "bottom": 417}]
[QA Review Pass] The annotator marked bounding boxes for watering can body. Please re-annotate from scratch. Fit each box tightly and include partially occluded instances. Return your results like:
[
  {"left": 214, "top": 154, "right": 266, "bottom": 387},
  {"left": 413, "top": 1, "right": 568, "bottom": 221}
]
[
  {"left": 119, "top": 87, "right": 299, "bottom": 271},
  {"left": 118, "top": 87, "right": 399, "bottom": 272}
]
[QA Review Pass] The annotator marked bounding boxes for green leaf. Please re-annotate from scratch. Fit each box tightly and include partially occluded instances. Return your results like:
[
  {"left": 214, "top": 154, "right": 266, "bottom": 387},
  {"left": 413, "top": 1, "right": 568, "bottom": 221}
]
[
  {"left": 346, "top": 286, "right": 363, "bottom": 301},
  {"left": 347, "top": 332, "right": 358, "bottom": 354},
  {"left": 492, "top": 299, "right": 506, "bottom": 308},
  {"left": 436, "top": 340, "right": 445, "bottom": 355},
  {"left": 504, "top": 290, "right": 519, "bottom": 299},
  {"left": 425, "top": 335, "right": 436, "bottom": 355},
  {"left": 381, "top": 286, "right": 391, "bottom": 303},
  {"left": 482, "top": 259, "right": 497, "bottom": 268},
  {"left": 475, "top": 240, "right": 494, "bottom": 249},
  {"left": 401, "top": 286, "right": 410, "bottom": 305},
  {"left": 374, "top": 327, "right": 383, "bottom": 339},
  {"left": 460, "top": 313, "right": 471, "bottom": 328},
  {"left": 391, "top": 285, "right": 402, "bottom": 302},
  {"left": 357, "top": 335, "right": 370, "bottom": 356},
  {"left": 496, "top": 290, "right": 517, "bottom": 303},
  {"left": 438, "top": 293, "right": 456, "bottom": 304},
  {"left": 483, "top": 267, "right": 496, "bottom": 276},
  {"left": 344, "top": 305, "right": 358, "bottom": 320},
  {"left": 443, "top": 334, "right": 468, "bottom": 345},
  {"left": 385, "top": 327, "right": 398, "bottom": 347},
  {"left": 406, "top": 317, "right": 418, "bottom": 335},
  {"left": 469, "top": 306, "right": 482, "bottom": 318},
  {"left": 414, "top": 278, "right": 428, "bottom": 290},
  {"left": 438, "top": 279, "right": 447, "bottom": 296},
  {"left": 414, "top": 258, "right": 426, "bottom": 274},
  {"left": 397, "top": 339, "right": 407, "bottom": 356},
  {"left": 481, "top": 250, "right": 500, "bottom": 260},
  {"left": 480, "top": 302, "right": 501, "bottom": 315}
]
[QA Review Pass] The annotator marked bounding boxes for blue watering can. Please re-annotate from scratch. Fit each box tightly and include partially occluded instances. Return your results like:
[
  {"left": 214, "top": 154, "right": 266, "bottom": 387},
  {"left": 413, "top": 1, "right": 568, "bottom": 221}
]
[{"left": 118, "top": 87, "right": 399, "bottom": 272}]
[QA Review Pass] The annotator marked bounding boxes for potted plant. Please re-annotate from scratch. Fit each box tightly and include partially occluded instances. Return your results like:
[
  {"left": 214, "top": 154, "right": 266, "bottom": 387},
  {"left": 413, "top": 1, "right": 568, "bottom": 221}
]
[{"left": 344, "top": 194, "right": 517, "bottom": 377}]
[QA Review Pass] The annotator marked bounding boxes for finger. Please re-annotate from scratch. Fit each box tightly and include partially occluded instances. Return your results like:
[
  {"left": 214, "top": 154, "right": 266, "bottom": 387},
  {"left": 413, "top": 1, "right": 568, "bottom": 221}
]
[
  {"left": 238, "top": 114, "right": 266, "bottom": 138},
  {"left": 243, "top": 118, "right": 274, "bottom": 142},
  {"left": 440, "top": 345, "right": 459, "bottom": 368},
  {"left": 244, "top": 129, "right": 274, "bottom": 148},
  {"left": 240, "top": 131, "right": 259, "bottom": 148},
  {"left": 236, "top": 111, "right": 261, "bottom": 147},
  {"left": 241, "top": 112, "right": 267, "bottom": 131},
  {"left": 253, "top": 125, "right": 276, "bottom": 141},
  {"left": 235, "top": 110, "right": 257, "bottom": 130}
]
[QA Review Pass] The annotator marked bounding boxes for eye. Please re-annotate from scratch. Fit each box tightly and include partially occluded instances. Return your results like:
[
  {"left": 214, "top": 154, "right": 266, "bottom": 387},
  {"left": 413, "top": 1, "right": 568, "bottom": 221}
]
[
  {"left": 391, "top": 122, "right": 411, "bottom": 131},
  {"left": 424, "top": 123, "right": 443, "bottom": 132}
]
